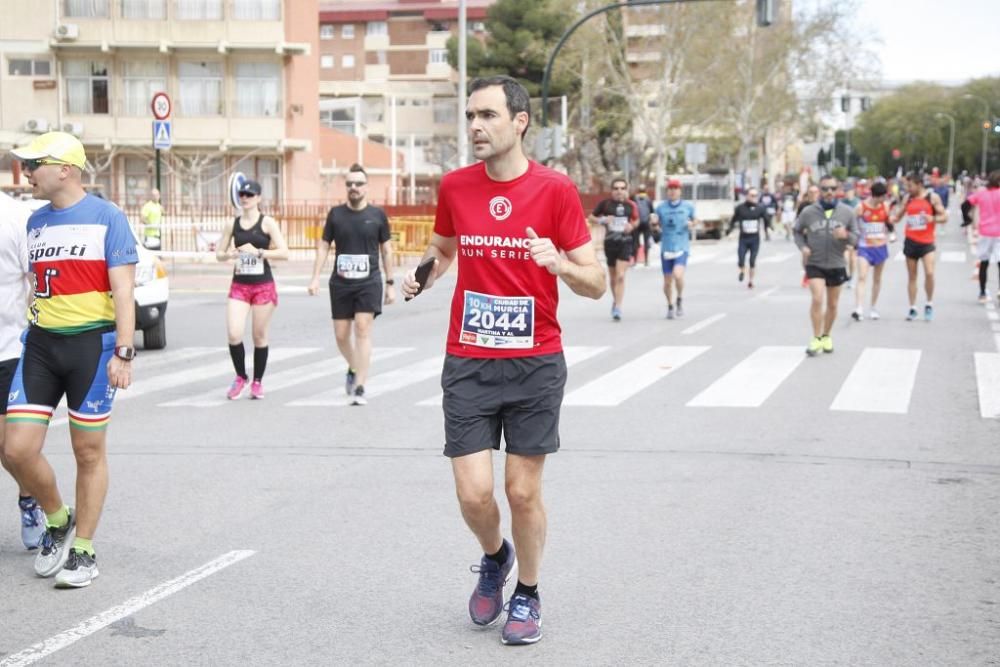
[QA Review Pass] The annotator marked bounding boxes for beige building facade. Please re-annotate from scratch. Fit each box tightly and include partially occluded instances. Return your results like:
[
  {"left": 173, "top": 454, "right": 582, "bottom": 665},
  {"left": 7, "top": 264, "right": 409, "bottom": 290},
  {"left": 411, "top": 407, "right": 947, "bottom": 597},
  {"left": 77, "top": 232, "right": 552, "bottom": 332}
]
[{"left": 0, "top": 0, "right": 320, "bottom": 205}]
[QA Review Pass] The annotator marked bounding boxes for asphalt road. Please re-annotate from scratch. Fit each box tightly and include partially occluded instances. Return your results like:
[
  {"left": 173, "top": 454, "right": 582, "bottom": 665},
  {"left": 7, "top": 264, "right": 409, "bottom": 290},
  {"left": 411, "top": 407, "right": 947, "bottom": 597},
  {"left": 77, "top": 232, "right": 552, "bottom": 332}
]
[{"left": 1, "top": 219, "right": 998, "bottom": 666}]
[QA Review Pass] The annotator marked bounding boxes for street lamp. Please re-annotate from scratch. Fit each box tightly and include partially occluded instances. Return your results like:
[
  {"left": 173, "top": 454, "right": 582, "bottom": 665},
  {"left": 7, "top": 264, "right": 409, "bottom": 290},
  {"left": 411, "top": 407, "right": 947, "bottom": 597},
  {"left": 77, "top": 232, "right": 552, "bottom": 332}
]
[
  {"left": 962, "top": 93, "right": 991, "bottom": 175},
  {"left": 934, "top": 112, "right": 955, "bottom": 178}
]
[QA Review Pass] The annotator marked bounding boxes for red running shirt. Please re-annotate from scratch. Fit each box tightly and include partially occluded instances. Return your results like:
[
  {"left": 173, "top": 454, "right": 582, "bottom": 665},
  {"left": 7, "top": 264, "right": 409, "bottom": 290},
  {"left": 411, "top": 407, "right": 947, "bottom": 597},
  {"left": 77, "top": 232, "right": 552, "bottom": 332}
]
[
  {"left": 434, "top": 161, "right": 591, "bottom": 358},
  {"left": 902, "top": 195, "right": 937, "bottom": 245}
]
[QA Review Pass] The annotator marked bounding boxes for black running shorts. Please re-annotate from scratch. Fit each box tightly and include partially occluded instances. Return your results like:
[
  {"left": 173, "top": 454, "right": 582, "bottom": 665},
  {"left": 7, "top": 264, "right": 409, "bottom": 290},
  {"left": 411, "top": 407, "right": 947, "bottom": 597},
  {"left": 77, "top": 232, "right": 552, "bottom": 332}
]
[
  {"left": 329, "top": 279, "right": 382, "bottom": 320},
  {"left": 0, "top": 358, "right": 18, "bottom": 415},
  {"left": 603, "top": 237, "right": 634, "bottom": 264},
  {"left": 805, "top": 265, "right": 849, "bottom": 287},
  {"left": 442, "top": 353, "right": 567, "bottom": 458},
  {"left": 903, "top": 238, "right": 936, "bottom": 260}
]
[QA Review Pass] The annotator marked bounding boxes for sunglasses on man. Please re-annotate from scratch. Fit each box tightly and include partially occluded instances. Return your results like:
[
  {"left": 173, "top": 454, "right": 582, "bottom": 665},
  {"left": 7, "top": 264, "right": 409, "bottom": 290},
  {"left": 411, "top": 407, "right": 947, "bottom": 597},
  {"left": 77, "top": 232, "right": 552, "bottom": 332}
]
[
  {"left": 20, "top": 158, "right": 69, "bottom": 172},
  {"left": 346, "top": 180, "right": 367, "bottom": 188}
]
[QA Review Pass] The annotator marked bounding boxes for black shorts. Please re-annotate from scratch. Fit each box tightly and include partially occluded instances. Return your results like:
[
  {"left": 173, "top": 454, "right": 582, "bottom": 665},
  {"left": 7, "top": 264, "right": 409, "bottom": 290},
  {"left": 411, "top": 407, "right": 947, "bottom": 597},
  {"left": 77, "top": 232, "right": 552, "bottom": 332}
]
[
  {"left": 6, "top": 326, "right": 118, "bottom": 429},
  {"left": 903, "top": 238, "right": 936, "bottom": 260},
  {"left": 738, "top": 236, "right": 761, "bottom": 268},
  {"left": 0, "top": 357, "right": 18, "bottom": 415},
  {"left": 604, "top": 237, "right": 634, "bottom": 264},
  {"left": 329, "top": 279, "right": 382, "bottom": 320},
  {"left": 805, "top": 265, "right": 849, "bottom": 287},
  {"left": 442, "top": 352, "right": 567, "bottom": 458}
]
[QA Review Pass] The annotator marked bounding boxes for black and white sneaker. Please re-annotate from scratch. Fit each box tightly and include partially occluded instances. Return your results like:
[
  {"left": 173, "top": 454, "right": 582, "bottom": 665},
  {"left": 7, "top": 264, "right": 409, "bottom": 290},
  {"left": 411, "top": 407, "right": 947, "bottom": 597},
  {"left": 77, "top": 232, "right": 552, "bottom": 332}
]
[
  {"left": 55, "top": 548, "right": 99, "bottom": 588},
  {"left": 351, "top": 385, "right": 367, "bottom": 406},
  {"left": 345, "top": 368, "right": 357, "bottom": 396},
  {"left": 34, "top": 509, "right": 75, "bottom": 577}
]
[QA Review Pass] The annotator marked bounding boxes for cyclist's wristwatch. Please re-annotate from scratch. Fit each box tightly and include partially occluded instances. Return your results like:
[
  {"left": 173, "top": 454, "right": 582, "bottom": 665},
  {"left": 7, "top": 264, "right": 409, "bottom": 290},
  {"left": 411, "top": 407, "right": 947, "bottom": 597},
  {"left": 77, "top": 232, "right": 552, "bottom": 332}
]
[{"left": 114, "top": 346, "right": 136, "bottom": 361}]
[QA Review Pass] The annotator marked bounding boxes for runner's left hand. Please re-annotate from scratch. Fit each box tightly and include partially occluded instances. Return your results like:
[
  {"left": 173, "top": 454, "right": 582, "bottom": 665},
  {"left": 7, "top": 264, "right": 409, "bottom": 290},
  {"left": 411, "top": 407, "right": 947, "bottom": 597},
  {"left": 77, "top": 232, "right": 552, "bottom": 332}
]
[
  {"left": 384, "top": 285, "right": 396, "bottom": 305},
  {"left": 107, "top": 356, "right": 132, "bottom": 390},
  {"left": 526, "top": 227, "right": 561, "bottom": 275}
]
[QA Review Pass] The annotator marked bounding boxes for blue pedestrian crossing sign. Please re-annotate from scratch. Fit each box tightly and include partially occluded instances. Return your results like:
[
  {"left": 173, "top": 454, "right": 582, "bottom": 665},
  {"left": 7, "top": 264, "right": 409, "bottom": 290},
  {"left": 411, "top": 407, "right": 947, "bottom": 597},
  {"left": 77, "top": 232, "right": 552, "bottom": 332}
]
[{"left": 153, "top": 120, "right": 172, "bottom": 150}]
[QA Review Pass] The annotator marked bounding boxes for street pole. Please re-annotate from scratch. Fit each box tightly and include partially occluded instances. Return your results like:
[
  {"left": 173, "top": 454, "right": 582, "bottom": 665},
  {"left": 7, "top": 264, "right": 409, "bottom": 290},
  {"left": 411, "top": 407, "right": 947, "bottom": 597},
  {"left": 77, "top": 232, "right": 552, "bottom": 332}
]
[
  {"left": 155, "top": 148, "right": 161, "bottom": 191},
  {"left": 457, "top": 0, "right": 468, "bottom": 167},
  {"left": 963, "top": 94, "right": 991, "bottom": 176},
  {"left": 935, "top": 112, "right": 955, "bottom": 178}
]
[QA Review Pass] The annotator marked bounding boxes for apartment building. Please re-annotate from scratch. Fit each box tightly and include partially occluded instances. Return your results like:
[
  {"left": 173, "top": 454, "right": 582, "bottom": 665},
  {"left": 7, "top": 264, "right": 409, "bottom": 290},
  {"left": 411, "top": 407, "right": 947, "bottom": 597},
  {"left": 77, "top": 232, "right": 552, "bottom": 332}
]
[
  {"left": 0, "top": 0, "right": 320, "bottom": 205},
  {"left": 317, "top": 0, "right": 494, "bottom": 202}
]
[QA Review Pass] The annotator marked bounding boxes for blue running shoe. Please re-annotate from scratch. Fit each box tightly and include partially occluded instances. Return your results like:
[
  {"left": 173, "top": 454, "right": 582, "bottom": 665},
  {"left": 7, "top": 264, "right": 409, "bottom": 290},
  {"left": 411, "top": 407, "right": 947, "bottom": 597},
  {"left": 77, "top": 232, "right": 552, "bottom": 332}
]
[
  {"left": 501, "top": 593, "right": 542, "bottom": 645},
  {"left": 468, "top": 539, "right": 516, "bottom": 626},
  {"left": 19, "top": 497, "right": 46, "bottom": 550},
  {"left": 924, "top": 304, "right": 934, "bottom": 321},
  {"left": 345, "top": 368, "right": 356, "bottom": 396},
  {"left": 611, "top": 306, "right": 622, "bottom": 321}
]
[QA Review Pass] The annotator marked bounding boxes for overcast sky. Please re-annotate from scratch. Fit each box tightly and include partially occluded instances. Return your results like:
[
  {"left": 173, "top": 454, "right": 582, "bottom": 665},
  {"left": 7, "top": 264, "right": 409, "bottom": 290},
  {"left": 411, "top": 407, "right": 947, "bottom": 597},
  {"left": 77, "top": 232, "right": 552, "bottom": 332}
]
[{"left": 855, "top": 0, "right": 1000, "bottom": 83}]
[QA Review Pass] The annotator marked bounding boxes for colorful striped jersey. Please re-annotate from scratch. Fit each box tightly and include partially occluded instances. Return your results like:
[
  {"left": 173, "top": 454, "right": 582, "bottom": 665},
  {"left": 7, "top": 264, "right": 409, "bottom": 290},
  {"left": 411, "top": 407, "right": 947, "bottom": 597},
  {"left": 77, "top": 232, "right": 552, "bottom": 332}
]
[{"left": 26, "top": 194, "right": 137, "bottom": 334}]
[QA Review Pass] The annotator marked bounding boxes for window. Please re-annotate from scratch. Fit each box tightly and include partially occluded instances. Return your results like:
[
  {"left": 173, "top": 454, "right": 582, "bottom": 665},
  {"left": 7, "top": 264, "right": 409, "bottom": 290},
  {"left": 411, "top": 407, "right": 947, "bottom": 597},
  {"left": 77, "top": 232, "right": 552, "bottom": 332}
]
[
  {"left": 178, "top": 61, "right": 222, "bottom": 116},
  {"left": 64, "top": 61, "right": 109, "bottom": 114},
  {"left": 234, "top": 62, "right": 281, "bottom": 117},
  {"left": 7, "top": 59, "right": 51, "bottom": 76},
  {"left": 433, "top": 98, "right": 456, "bottom": 124},
  {"left": 178, "top": 156, "right": 224, "bottom": 205},
  {"left": 123, "top": 61, "right": 166, "bottom": 116},
  {"left": 362, "top": 98, "right": 384, "bottom": 124},
  {"left": 175, "top": 0, "right": 222, "bottom": 19},
  {"left": 410, "top": 98, "right": 430, "bottom": 107},
  {"left": 121, "top": 0, "right": 165, "bottom": 19},
  {"left": 373, "top": 50, "right": 387, "bottom": 65},
  {"left": 471, "top": 21, "right": 486, "bottom": 32},
  {"left": 123, "top": 156, "right": 152, "bottom": 207},
  {"left": 320, "top": 55, "right": 334, "bottom": 69},
  {"left": 233, "top": 0, "right": 280, "bottom": 20},
  {"left": 342, "top": 24, "right": 355, "bottom": 38},
  {"left": 429, "top": 49, "right": 448, "bottom": 64},
  {"left": 64, "top": 0, "right": 109, "bottom": 17},
  {"left": 320, "top": 24, "right": 334, "bottom": 40},
  {"left": 320, "top": 107, "right": 356, "bottom": 134},
  {"left": 429, "top": 21, "right": 448, "bottom": 32},
  {"left": 366, "top": 21, "right": 387, "bottom": 36},
  {"left": 254, "top": 158, "right": 279, "bottom": 201},
  {"left": 342, "top": 54, "right": 355, "bottom": 69}
]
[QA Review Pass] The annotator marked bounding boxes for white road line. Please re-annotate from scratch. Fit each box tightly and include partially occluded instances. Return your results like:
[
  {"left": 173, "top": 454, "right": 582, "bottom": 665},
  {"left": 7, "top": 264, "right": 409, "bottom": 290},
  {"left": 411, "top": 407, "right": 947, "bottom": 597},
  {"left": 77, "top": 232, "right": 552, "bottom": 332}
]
[
  {"left": 830, "top": 348, "right": 921, "bottom": 414},
  {"left": 417, "top": 345, "right": 610, "bottom": 407},
  {"left": 974, "top": 353, "right": 1000, "bottom": 419},
  {"left": 687, "top": 346, "right": 804, "bottom": 408},
  {"left": 940, "top": 251, "right": 967, "bottom": 263},
  {"left": 681, "top": 313, "right": 727, "bottom": 335},
  {"left": 760, "top": 251, "right": 795, "bottom": 264},
  {"left": 289, "top": 354, "right": 444, "bottom": 406},
  {"left": 687, "top": 251, "right": 725, "bottom": 265},
  {"left": 987, "top": 311, "right": 999, "bottom": 322},
  {"left": 752, "top": 286, "right": 780, "bottom": 300},
  {"left": 0, "top": 550, "right": 256, "bottom": 667},
  {"left": 160, "top": 348, "right": 411, "bottom": 407},
  {"left": 563, "top": 346, "right": 709, "bottom": 407},
  {"left": 121, "top": 347, "right": 320, "bottom": 403},
  {"left": 134, "top": 347, "right": 217, "bottom": 371}
]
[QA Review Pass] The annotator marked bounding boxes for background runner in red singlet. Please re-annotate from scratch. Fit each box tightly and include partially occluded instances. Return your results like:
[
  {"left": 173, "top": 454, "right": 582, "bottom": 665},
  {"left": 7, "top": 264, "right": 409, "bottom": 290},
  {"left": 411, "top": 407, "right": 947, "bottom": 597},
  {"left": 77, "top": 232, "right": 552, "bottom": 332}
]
[{"left": 890, "top": 172, "right": 948, "bottom": 321}]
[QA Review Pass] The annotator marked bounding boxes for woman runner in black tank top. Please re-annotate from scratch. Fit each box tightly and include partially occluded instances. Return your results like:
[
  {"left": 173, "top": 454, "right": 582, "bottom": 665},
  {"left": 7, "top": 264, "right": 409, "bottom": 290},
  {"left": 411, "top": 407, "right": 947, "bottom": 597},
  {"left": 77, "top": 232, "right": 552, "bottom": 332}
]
[{"left": 215, "top": 179, "right": 289, "bottom": 400}]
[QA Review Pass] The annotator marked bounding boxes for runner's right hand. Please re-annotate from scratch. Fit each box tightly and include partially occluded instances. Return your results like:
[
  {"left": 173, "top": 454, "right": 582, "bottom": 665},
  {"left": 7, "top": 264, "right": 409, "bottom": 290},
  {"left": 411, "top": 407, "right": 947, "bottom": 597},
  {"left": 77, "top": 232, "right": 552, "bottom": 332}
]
[
  {"left": 402, "top": 258, "right": 439, "bottom": 300},
  {"left": 307, "top": 278, "right": 320, "bottom": 296}
]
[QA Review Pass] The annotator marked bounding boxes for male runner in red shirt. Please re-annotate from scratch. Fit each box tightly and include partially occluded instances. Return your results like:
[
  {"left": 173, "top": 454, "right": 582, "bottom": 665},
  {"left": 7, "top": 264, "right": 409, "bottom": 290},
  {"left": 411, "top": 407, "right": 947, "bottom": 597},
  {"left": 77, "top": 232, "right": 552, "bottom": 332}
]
[{"left": 402, "top": 76, "right": 605, "bottom": 645}]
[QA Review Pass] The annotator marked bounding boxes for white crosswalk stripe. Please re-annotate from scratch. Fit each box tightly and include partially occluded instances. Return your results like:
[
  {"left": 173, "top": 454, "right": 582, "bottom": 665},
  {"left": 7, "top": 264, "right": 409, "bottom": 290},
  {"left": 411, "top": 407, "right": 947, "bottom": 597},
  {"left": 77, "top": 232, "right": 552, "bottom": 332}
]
[
  {"left": 974, "top": 353, "right": 1000, "bottom": 419},
  {"left": 687, "top": 346, "right": 804, "bottom": 408},
  {"left": 830, "top": 348, "right": 921, "bottom": 414},
  {"left": 160, "top": 348, "right": 411, "bottom": 407},
  {"left": 564, "top": 346, "right": 709, "bottom": 407},
  {"left": 288, "top": 354, "right": 443, "bottom": 406},
  {"left": 760, "top": 251, "right": 796, "bottom": 264},
  {"left": 940, "top": 251, "right": 967, "bottom": 263},
  {"left": 416, "top": 346, "right": 610, "bottom": 407},
  {"left": 134, "top": 347, "right": 217, "bottom": 371}
]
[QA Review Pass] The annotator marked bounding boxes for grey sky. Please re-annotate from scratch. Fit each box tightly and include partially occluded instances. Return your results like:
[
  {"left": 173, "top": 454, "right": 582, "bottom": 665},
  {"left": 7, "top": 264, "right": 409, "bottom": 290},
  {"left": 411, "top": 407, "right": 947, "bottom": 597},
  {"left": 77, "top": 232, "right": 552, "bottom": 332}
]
[{"left": 856, "top": 0, "right": 1000, "bottom": 83}]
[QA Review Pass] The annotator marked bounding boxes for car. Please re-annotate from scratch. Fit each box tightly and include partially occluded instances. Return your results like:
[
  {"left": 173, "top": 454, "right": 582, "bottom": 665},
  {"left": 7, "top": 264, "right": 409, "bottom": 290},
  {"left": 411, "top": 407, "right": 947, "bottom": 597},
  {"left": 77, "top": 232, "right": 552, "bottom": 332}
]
[{"left": 18, "top": 194, "right": 169, "bottom": 349}]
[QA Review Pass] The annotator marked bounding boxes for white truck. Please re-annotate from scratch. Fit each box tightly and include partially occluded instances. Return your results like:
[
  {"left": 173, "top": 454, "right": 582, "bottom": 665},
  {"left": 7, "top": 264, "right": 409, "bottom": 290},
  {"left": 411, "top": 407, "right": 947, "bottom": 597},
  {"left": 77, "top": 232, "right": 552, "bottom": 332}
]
[{"left": 667, "top": 171, "right": 736, "bottom": 240}]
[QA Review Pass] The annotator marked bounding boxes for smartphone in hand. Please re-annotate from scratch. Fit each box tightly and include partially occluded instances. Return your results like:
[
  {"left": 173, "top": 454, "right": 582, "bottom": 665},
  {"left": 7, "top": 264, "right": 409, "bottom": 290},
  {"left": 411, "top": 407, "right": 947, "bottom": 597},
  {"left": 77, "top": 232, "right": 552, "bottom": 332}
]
[{"left": 405, "top": 256, "right": 436, "bottom": 302}]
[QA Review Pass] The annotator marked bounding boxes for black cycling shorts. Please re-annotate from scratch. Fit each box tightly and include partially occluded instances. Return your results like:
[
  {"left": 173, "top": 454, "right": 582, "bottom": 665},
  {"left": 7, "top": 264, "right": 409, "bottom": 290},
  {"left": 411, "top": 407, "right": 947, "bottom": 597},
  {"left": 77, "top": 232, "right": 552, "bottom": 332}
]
[
  {"left": 6, "top": 326, "right": 118, "bottom": 430},
  {"left": 329, "top": 280, "right": 382, "bottom": 320},
  {"left": 442, "top": 353, "right": 567, "bottom": 458},
  {"left": 604, "top": 238, "right": 634, "bottom": 264},
  {"left": 805, "top": 265, "right": 849, "bottom": 287},
  {"left": 903, "top": 238, "right": 936, "bottom": 260},
  {"left": 738, "top": 236, "right": 761, "bottom": 268},
  {"left": 0, "top": 358, "right": 18, "bottom": 415}
]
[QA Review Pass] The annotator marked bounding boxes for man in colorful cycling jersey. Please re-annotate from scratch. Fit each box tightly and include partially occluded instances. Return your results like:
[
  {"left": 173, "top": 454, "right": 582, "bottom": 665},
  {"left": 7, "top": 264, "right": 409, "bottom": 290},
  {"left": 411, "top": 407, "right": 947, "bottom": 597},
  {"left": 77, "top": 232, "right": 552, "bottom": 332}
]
[
  {"left": 852, "top": 182, "right": 892, "bottom": 321},
  {"left": 890, "top": 171, "right": 948, "bottom": 321},
  {"left": 650, "top": 178, "right": 697, "bottom": 319},
  {"left": 5, "top": 132, "right": 137, "bottom": 588}
]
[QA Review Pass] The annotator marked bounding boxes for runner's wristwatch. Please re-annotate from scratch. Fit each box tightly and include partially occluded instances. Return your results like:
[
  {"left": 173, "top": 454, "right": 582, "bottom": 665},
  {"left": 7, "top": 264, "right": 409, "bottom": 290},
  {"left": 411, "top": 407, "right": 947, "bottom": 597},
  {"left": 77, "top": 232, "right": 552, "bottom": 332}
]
[
  {"left": 114, "top": 346, "right": 136, "bottom": 361},
  {"left": 385, "top": 278, "right": 395, "bottom": 285}
]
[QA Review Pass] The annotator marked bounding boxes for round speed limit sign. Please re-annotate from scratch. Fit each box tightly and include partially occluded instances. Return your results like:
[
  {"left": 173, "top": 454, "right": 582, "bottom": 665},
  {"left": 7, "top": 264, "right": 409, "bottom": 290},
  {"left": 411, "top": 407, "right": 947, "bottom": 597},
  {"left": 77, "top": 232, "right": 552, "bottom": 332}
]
[{"left": 151, "top": 92, "right": 172, "bottom": 120}]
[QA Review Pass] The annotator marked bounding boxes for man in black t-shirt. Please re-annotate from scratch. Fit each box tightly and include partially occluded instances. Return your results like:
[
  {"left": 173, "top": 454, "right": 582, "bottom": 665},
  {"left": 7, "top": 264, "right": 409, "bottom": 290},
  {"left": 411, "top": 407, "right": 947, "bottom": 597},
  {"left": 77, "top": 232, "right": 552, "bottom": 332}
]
[
  {"left": 308, "top": 164, "right": 395, "bottom": 405},
  {"left": 588, "top": 178, "right": 637, "bottom": 320}
]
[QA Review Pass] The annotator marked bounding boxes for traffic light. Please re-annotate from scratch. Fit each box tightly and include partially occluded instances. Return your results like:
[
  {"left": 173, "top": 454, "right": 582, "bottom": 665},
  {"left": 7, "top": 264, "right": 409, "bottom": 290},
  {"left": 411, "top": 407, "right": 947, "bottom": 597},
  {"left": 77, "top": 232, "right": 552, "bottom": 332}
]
[
  {"left": 756, "top": 0, "right": 774, "bottom": 27},
  {"left": 994, "top": 118, "right": 1000, "bottom": 134}
]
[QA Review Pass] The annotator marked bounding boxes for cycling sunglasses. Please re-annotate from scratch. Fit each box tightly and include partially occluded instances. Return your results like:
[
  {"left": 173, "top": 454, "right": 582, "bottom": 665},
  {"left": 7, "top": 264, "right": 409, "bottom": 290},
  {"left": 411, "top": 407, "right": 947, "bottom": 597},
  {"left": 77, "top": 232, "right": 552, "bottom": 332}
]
[{"left": 20, "top": 158, "right": 70, "bottom": 171}]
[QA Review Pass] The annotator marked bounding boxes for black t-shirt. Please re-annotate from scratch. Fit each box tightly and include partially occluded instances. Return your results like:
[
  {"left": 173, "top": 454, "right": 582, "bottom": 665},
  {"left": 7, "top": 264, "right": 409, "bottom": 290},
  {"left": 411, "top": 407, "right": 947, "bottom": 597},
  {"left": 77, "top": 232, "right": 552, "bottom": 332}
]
[
  {"left": 592, "top": 198, "right": 637, "bottom": 242},
  {"left": 322, "top": 204, "right": 391, "bottom": 285},
  {"left": 759, "top": 192, "right": 777, "bottom": 217},
  {"left": 231, "top": 213, "right": 273, "bottom": 285}
]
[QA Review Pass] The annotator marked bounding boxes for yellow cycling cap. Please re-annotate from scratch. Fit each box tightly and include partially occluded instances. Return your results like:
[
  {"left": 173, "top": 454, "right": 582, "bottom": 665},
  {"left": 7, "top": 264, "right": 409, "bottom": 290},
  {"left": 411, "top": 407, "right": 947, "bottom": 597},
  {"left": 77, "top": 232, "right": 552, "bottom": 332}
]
[{"left": 12, "top": 131, "right": 87, "bottom": 169}]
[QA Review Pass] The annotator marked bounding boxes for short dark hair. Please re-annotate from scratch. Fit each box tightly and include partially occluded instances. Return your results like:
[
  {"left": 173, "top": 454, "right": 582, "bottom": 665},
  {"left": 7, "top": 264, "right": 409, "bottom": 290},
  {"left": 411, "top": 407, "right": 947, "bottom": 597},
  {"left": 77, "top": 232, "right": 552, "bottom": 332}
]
[
  {"left": 905, "top": 170, "right": 923, "bottom": 183},
  {"left": 820, "top": 174, "right": 837, "bottom": 183},
  {"left": 468, "top": 75, "right": 531, "bottom": 138},
  {"left": 611, "top": 177, "right": 628, "bottom": 189},
  {"left": 348, "top": 163, "right": 367, "bottom": 178},
  {"left": 989, "top": 170, "right": 1000, "bottom": 189},
  {"left": 870, "top": 182, "right": 888, "bottom": 197}
]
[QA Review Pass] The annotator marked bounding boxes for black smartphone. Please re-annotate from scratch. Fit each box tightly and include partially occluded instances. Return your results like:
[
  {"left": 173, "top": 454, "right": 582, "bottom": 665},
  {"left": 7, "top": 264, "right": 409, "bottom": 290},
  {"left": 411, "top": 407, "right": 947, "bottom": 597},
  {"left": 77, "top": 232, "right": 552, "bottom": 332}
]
[{"left": 406, "top": 257, "right": 436, "bottom": 301}]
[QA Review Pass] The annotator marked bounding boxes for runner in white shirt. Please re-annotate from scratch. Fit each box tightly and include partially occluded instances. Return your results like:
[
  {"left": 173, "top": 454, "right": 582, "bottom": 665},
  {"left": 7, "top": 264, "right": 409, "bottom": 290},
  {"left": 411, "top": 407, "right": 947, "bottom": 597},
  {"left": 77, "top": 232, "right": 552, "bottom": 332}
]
[{"left": 0, "top": 192, "right": 47, "bottom": 549}]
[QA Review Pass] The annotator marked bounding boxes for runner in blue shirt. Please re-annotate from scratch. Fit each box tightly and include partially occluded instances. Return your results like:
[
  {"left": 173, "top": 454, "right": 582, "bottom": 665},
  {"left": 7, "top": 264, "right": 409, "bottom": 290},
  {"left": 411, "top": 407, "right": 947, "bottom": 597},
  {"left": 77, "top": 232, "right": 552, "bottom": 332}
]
[{"left": 650, "top": 178, "right": 697, "bottom": 319}]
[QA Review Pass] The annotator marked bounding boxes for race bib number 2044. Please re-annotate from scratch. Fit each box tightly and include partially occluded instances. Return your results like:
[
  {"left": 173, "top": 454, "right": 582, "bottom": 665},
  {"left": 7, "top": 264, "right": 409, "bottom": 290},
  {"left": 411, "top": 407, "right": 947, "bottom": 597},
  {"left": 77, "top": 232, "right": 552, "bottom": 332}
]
[{"left": 460, "top": 291, "right": 535, "bottom": 349}]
